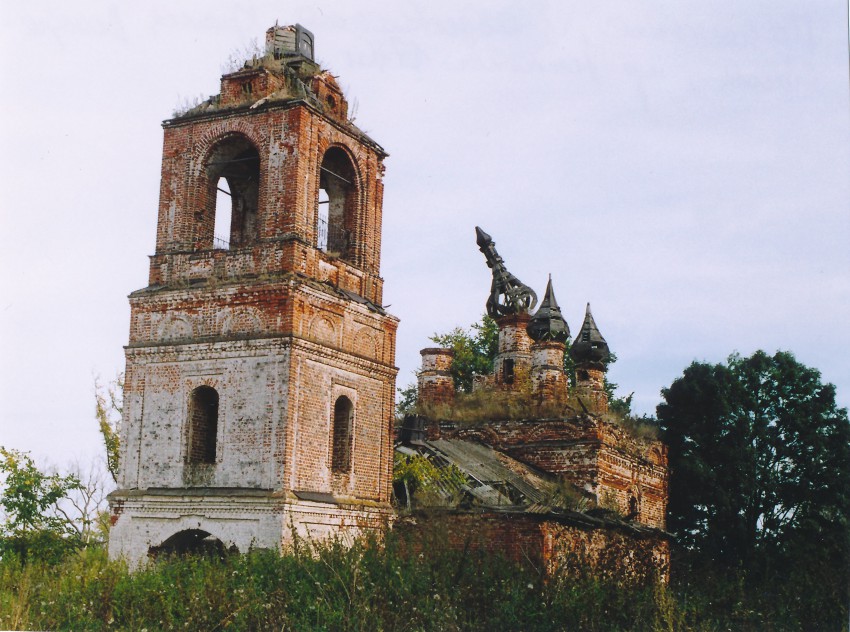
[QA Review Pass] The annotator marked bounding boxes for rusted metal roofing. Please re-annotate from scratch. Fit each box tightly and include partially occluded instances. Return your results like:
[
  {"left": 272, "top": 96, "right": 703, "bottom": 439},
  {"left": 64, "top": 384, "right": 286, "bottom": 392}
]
[
  {"left": 394, "top": 438, "right": 670, "bottom": 537},
  {"left": 429, "top": 439, "right": 549, "bottom": 505},
  {"left": 396, "top": 438, "right": 554, "bottom": 509}
]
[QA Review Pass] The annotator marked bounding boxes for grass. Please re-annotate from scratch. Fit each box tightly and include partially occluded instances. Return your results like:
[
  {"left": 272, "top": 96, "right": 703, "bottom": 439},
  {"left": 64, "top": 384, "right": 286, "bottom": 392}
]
[{"left": 0, "top": 532, "right": 844, "bottom": 631}]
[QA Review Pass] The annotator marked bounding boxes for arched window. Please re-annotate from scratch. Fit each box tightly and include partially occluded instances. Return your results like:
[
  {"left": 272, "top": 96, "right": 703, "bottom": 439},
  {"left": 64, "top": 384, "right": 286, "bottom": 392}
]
[
  {"left": 203, "top": 136, "right": 260, "bottom": 249},
  {"left": 317, "top": 147, "right": 357, "bottom": 258},
  {"left": 627, "top": 491, "right": 642, "bottom": 521},
  {"left": 331, "top": 396, "right": 353, "bottom": 473},
  {"left": 187, "top": 386, "right": 219, "bottom": 464}
]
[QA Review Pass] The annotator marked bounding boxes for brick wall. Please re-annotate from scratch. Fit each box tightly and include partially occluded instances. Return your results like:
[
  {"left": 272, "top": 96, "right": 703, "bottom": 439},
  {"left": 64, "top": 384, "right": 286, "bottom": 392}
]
[
  {"left": 396, "top": 511, "right": 669, "bottom": 583},
  {"left": 493, "top": 313, "right": 532, "bottom": 386},
  {"left": 154, "top": 104, "right": 386, "bottom": 286},
  {"left": 530, "top": 340, "right": 568, "bottom": 398}
]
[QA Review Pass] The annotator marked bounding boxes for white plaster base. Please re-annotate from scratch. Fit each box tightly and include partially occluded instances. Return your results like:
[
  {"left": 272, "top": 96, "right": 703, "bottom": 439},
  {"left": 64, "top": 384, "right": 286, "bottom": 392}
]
[{"left": 108, "top": 489, "right": 393, "bottom": 568}]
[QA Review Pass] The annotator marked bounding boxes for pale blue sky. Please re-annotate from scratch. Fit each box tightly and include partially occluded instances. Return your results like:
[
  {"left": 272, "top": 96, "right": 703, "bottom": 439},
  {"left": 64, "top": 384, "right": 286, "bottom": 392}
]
[{"left": 1, "top": 1, "right": 848, "bottom": 466}]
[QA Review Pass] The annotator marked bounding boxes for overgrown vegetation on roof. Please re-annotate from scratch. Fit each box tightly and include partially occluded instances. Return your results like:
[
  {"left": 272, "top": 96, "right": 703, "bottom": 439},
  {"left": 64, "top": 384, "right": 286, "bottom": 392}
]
[
  {"left": 407, "top": 314, "right": 649, "bottom": 437},
  {"left": 408, "top": 380, "right": 660, "bottom": 442},
  {"left": 415, "top": 381, "right": 582, "bottom": 424}
]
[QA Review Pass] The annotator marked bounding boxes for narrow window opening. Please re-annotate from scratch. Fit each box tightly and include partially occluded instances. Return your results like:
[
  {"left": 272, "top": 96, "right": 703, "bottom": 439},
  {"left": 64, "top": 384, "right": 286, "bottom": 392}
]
[
  {"left": 331, "top": 396, "right": 353, "bottom": 474},
  {"left": 504, "top": 359, "right": 515, "bottom": 385},
  {"left": 627, "top": 492, "right": 642, "bottom": 521},
  {"left": 214, "top": 178, "right": 231, "bottom": 250},
  {"left": 187, "top": 386, "right": 219, "bottom": 464}
]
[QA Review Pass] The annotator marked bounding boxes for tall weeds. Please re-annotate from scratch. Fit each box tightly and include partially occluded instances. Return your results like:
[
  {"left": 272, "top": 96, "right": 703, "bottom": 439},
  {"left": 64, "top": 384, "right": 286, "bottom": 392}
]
[{"left": 0, "top": 533, "right": 842, "bottom": 631}]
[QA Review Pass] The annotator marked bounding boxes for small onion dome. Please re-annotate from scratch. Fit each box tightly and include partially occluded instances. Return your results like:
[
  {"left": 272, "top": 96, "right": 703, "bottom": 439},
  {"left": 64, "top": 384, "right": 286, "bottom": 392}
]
[
  {"left": 569, "top": 303, "right": 610, "bottom": 367},
  {"left": 526, "top": 277, "right": 570, "bottom": 343}
]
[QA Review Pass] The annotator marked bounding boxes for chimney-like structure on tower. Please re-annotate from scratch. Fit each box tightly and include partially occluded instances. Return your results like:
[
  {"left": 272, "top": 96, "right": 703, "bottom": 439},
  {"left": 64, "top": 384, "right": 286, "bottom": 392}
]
[
  {"left": 569, "top": 303, "right": 611, "bottom": 413},
  {"left": 265, "top": 23, "right": 315, "bottom": 60},
  {"left": 418, "top": 347, "right": 456, "bottom": 406},
  {"left": 526, "top": 277, "right": 569, "bottom": 398}
]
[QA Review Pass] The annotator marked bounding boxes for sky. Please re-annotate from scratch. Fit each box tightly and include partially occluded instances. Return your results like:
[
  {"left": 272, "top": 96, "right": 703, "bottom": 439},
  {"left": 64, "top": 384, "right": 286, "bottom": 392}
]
[{"left": 1, "top": 1, "right": 849, "bottom": 469}]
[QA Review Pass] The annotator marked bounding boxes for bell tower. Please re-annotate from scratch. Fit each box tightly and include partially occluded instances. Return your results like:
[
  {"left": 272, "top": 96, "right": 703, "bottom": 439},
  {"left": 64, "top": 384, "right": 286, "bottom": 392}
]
[{"left": 109, "top": 25, "right": 398, "bottom": 565}]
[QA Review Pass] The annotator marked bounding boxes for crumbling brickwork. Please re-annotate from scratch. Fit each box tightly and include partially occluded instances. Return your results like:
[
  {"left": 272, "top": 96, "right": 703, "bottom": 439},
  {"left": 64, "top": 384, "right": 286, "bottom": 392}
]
[
  {"left": 415, "top": 299, "right": 668, "bottom": 532},
  {"left": 494, "top": 313, "right": 532, "bottom": 387},
  {"left": 397, "top": 511, "right": 669, "bottom": 584},
  {"left": 417, "top": 348, "right": 455, "bottom": 405},
  {"left": 574, "top": 366, "right": 609, "bottom": 413},
  {"left": 109, "top": 26, "right": 397, "bottom": 566},
  {"left": 530, "top": 340, "right": 568, "bottom": 398}
]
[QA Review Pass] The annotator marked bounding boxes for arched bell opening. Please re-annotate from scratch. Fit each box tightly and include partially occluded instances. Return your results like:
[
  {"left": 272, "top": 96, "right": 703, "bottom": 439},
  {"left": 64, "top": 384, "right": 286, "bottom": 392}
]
[
  {"left": 203, "top": 135, "right": 260, "bottom": 250},
  {"left": 317, "top": 147, "right": 358, "bottom": 260}
]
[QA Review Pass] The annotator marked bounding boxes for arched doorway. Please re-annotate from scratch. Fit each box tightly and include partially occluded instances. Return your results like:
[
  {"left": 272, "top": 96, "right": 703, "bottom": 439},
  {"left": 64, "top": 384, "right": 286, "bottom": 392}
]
[{"left": 148, "top": 529, "right": 230, "bottom": 559}]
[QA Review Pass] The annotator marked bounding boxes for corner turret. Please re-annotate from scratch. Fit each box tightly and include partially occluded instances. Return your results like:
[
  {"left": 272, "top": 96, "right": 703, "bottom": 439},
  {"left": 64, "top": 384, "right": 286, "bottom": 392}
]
[
  {"left": 527, "top": 276, "right": 570, "bottom": 397},
  {"left": 570, "top": 303, "right": 611, "bottom": 412},
  {"left": 569, "top": 303, "right": 610, "bottom": 368}
]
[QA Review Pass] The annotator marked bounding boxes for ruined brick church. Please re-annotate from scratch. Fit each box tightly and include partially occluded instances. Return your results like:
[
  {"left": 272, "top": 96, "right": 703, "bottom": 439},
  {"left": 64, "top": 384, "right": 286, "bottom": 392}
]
[
  {"left": 109, "top": 24, "right": 669, "bottom": 577},
  {"left": 398, "top": 228, "right": 669, "bottom": 579}
]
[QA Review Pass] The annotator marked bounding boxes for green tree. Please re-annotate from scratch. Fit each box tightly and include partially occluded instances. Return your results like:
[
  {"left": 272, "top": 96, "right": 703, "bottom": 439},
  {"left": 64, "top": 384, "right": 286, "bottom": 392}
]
[
  {"left": 95, "top": 373, "right": 123, "bottom": 484},
  {"left": 0, "top": 447, "right": 83, "bottom": 562},
  {"left": 657, "top": 351, "right": 850, "bottom": 625},
  {"left": 392, "top": 453, "right": 466, "bottom": 510},
  {"left": 429, "top": 315, "right": 499, "bottom": 393},
  {"left": 396, "top": 382, "right": 419, "bottom": 418}
]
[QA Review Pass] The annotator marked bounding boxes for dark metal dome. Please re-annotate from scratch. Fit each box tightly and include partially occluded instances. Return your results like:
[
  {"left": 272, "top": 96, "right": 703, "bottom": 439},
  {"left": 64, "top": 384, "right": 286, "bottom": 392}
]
[
  {"left": 526, "top": 277, "right": 570, "bottom": 343},
  {"left": 569, "top": 303, "right": 610, "bottom": 367}
]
